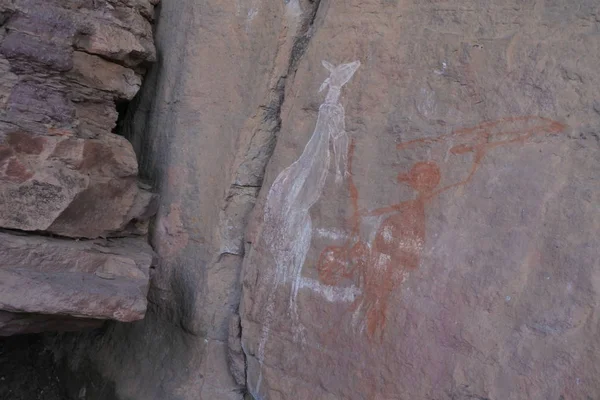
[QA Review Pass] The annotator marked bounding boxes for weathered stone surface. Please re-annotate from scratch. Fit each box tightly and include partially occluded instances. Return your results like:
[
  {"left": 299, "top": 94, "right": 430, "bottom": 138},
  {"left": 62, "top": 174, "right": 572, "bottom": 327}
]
[
  {"left": 69, "top": 51, "right": 143, "bottom": 100},
  {"left": 46, "top": 0, "right": 599, "bottom": 400},
  {"left": 0, "top": 0, "right": 157, "bottom": 238},
  {"left": 75, "top": 20, "right": 155, "bottom": 67},
  {"left": 0, "top": 231, "right": 154, "bottom": 335},
  {"left": 53, "top": 1, "right": 324, "bottom": 399},
  {"left": 0, "top": 0, "right": 159, "bottom": 395},
  {"left": 239, "top": 1, "right": 600, "bottom": 400},
  {"left": 0, "top": 130, "right": 155, "bottom": 238}
]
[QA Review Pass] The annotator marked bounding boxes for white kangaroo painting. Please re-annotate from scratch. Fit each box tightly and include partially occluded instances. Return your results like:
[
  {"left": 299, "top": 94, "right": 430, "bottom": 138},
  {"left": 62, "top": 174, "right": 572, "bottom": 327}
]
[
  {"left": 262, "top": 60, "right": 360, "bottom": 314},
  {"left": 252, "top": 60, "right": 360, "bottom": 398}
]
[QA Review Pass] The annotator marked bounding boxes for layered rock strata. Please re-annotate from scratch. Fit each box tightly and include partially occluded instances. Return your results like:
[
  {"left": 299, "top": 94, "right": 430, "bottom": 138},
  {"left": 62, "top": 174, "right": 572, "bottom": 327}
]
[{"left": 0, "top": 0, "right": 158, "bottom": 335}]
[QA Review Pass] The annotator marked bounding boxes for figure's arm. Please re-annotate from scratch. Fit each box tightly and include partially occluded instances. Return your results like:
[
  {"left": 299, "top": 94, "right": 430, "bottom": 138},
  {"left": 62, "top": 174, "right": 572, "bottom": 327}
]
[
  {"left": 427, "top": 147, "right": 485, "bottom": 199},
  {"left": 359, "top": 201, "right": 411, "bottom": 217}
]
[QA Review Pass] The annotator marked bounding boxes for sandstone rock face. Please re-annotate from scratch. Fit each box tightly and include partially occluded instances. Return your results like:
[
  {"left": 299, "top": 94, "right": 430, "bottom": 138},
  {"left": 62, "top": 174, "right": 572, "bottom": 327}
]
[
  {"left": 239, "top": 1, "right": 600, "bottom": 399},
  {"left": 55, "top": 1, "right": 328, "bottom": 399},
  {"left": 0, "top": 232, "right": 154, "bottom": 336},
  {"left": 0, "top": 0, "right": 157, "bottom": 238},
  {"left": 0, "top": 131, "right": 156, "bottom": 237},
  {"left": 50, "top": 0, "right": 599, "bottom": 399},
  {"left": 0, "top": 0, "right": 158, "bottom": 338}
]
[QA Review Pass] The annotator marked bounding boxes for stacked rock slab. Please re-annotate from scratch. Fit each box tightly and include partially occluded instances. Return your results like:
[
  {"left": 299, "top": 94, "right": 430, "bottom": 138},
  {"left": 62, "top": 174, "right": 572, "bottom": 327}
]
[
  {"left": 0, "top": 0, "right": 158, "bottom": 335},
  {"left": 0, "top": 232, "right": 154, "bottom": 335}
]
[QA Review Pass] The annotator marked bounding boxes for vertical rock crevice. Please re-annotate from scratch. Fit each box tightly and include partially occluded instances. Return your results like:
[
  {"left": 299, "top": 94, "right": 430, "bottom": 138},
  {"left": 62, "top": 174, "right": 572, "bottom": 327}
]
[
  {"left": 219, "top": 0, "right": 324, "bottom": 258},
  {"left": 46, "top": 1, "right": 327, "bottom": 398},
  {"left": 219, "top": 0, "right": 324, "bottom": 395},
  {"left": 112, "top": 99, "right": 131, "bottom": 136}
]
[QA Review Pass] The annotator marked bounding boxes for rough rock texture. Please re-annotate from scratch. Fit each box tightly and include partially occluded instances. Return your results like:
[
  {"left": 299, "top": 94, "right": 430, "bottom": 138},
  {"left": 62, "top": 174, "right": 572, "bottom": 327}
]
[
  {"left": 51, "top": 0, "right": 599, "bottom": 399},
  {"left": 55, "top": 1, "right": 326, "bottom": 399},
  {"left": 0, "top": 0, "right": 158, "bottom": 337},
  {"left": 0, "top": 0, "right": 157, "bottom": 238},
  {"left": 0, "top": 231, "right": 154, "bottom": 336},
  {"left": 0, "top": 131, "right": 156, "bottom": 238},
  {"left": 239, "top": 1, "right": 600, "bottom": 399}
]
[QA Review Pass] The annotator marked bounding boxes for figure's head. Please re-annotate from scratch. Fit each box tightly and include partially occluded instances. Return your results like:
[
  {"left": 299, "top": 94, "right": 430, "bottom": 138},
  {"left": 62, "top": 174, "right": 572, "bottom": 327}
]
[
  {"left": 397, "top": 161, "right": 441, "bottom": 193},
  {"left": 319, "top": 60, "right": 361, "bottom": 92}
]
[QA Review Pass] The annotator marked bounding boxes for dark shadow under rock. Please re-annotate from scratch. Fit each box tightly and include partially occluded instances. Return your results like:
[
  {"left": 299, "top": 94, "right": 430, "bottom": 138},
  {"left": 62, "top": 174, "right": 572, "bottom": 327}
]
[{"left": 0, "top": 334, "right": 67, "bottom": 400}]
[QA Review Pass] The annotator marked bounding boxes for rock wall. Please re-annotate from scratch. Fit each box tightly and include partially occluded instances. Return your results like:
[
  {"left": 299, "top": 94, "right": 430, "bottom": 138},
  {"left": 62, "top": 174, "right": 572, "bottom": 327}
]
[
  {"left": 44, "top": 0, "right": 599, "bottom": 399},
  {"left": 57, "top": 1, "right": 326, "bottom": 399},
  {"left": 240, "top": 1, "right": 600, "bottom": 399},
  {"left": 0, "top": 0, "right": 158, "bottom": 336}
]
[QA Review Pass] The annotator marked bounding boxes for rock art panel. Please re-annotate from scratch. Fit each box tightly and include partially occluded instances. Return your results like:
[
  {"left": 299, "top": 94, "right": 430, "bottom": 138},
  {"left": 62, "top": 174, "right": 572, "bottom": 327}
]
[
  {"left": 318, "top": 116, "right": 566, "bottom": 340},
  {"left": 262, "top": 60, "right": 359, "bottom": 312},
  {"left": 240, "top": 1, "right": 600, "bottom": 398}
]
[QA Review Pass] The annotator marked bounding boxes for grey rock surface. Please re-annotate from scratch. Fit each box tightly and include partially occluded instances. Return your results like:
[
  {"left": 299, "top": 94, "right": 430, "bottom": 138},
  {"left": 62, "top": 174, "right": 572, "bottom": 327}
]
[
  {"left": 0, "top": 232, "right": 154, "bottom": 336},
  {"left": 0, "top": 310, "right": 103, "bottom": 336},
  {"left": 47, "top": 0, "right": 600, "bottom": 399}
]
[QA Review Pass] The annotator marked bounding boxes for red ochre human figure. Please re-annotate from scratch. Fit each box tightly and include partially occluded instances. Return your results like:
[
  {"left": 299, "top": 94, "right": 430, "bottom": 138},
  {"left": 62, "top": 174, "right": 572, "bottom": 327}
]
[
  {"left": 319, "top": 149, "right": 457, "bottom": 340},
  {"left": 317, "top": 116, "right": 566, "bottom": 340}
]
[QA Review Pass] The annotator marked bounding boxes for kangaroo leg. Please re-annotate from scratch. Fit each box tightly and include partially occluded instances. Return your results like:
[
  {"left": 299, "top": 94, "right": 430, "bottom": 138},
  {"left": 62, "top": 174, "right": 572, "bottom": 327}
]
[{"left": 289, "top": 216, "right": 312, "bottom": 318}]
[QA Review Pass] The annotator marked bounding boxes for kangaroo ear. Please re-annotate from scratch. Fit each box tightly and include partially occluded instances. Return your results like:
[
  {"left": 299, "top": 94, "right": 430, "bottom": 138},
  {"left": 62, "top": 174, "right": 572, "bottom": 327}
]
[
  {"left": 322, "top": 60, "right": 335, "bottom": 72},
  {"left": 319, "top": 78, "right": 330, "bottom": 92}
]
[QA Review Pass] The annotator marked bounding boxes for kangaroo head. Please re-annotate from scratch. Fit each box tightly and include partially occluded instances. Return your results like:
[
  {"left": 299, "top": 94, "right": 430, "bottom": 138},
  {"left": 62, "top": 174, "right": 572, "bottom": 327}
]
[{"left": 319, "top": 60, "right": 361, "bottom": 92}]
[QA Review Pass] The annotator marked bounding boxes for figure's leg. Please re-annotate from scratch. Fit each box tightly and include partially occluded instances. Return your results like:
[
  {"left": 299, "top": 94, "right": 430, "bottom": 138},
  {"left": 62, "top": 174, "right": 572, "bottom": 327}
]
[
  {"left": 289, "top": 217, "right": 312, "bottom": 318},
  {"left": 354, "top": 250, "right": 391, "bottom": 340},
  {"left": 350, "top": 295, "right": 364, "bottom": 332},
  {"left": 272, "top": 248, "right": 293, "bottom": 288},
  {"left": 363, "top": 262, "right": 396, "bottom": 341}
]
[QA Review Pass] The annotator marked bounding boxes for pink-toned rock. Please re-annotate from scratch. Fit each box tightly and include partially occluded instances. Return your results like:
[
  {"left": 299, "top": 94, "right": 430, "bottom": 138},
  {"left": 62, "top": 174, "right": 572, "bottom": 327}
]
[
  {"left": 0, "top": 231, "right": 155, "bottom": 336},
  {"left": 0, "top": 130, "right": 155, "bottom": 238},
  {"left": 69, "top": 51, "right": 142, "bottom": 100},
  {"left": 0, "top": 0, "right": 160, "bottom": 393},
  {"left": 75, "top": 21, "right": 155, "bottom": 67},
  {"left": 0, "top": 0, "right": 158, "bottom": 239},
  {"left": 239, "top": 2, "right": 600, "bottom": 400}
]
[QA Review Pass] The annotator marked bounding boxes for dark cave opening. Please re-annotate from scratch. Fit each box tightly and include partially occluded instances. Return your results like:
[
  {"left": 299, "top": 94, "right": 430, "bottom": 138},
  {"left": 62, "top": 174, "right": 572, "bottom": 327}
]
[
  {"left": 112, "top": 99, "right": 131, "bottom": 136},
  {"left": 0, "top": 326, "right": 120, "bottom": 400},
  {"left": 0, "top": 334, "right": 66, "bottom": 400}
]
